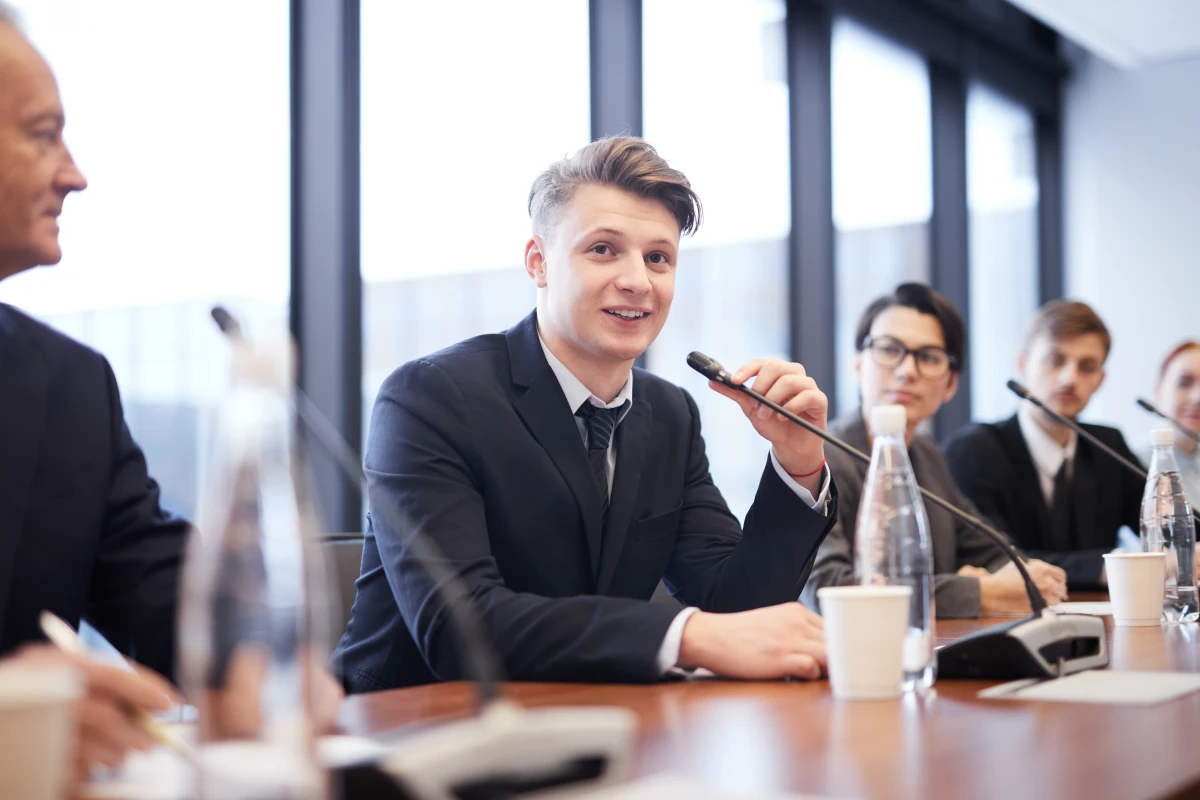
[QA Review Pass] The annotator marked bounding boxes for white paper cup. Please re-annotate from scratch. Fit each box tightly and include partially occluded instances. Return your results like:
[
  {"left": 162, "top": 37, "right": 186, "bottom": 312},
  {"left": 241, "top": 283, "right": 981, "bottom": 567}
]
[
  {"left": 1104, "top": 552, "right": 1166, "bottom": 626},
  {"left": 0, "top": 663, "right": 83, "bottom": 800},
  {"left": 818, "top": 585, "right": 912, "bottom": 700}
]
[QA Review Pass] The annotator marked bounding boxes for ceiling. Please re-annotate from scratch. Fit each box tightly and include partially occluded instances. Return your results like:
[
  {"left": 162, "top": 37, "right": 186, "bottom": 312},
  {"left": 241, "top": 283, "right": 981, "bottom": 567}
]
[{"left": 1006, "top": 0, "right": 1200, "bottom": 69}]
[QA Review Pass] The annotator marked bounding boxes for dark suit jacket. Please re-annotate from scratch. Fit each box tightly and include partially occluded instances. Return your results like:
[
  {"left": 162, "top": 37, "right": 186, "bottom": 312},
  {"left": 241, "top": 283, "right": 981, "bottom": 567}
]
[
  {"left": 334, "top": 312, "right": 838, "bottom": 691},
  {"left": 800, "top": 411, "right": 1012, "bottom": 619},
  {"left": 0, "top": 304, "right": 187, "bottom": 679},
  {"left": 943, "top": 414, "right": 1144, "bottom": 588}
]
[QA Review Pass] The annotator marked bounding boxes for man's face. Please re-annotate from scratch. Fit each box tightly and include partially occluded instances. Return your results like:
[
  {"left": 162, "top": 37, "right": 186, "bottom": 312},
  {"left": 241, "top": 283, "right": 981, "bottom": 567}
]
[
  {"left": 0, "top": 23, "right": 87, "bottom": 280},
  {"left": 528, "top": 183, "right": 679, "bottom": 369},
  {"left": 1018, "top": 332, "right": 1108, "bottom": 419},
  {"left": 854, "top": 305, "right": 959, "bottom": 430}
]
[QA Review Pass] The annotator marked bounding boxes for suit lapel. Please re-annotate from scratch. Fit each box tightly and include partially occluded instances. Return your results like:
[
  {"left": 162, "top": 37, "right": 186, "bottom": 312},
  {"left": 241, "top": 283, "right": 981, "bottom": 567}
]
[
  {"left": 0, "top": 307, "right": 48, "bottom": 633},
  {"left": 998, "top": 415, "right": 1053, "bottom": 548},
  {"left": 506, "top": 313, "right": 604, "bottom": 580},
  {"left": 595, "top": 391, "right": 651, "bottom": 594}
]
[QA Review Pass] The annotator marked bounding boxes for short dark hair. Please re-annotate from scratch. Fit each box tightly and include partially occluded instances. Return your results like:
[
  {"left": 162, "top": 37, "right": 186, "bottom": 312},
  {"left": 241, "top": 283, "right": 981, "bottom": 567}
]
[
  {"left": 855, "top": 283, "right": 966, "bottom": 374},
  {"left": 1023, "top": 300, "right": 1112, "bottom": 360},
  {"left": 528, "top": 136, "right": 702, "bottom": 240}
]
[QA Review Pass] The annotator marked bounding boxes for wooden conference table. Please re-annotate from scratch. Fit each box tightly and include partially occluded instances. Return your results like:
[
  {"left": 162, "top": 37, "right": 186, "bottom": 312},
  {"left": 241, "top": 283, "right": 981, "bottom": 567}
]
[{"left": 338, "top": 595, "right": 1200, "bottom": 800}]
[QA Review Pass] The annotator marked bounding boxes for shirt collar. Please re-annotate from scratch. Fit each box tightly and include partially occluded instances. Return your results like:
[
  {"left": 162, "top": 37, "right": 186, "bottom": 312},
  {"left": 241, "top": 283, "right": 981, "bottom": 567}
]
[
  {"left": 1018, "top": 401, "right": 1077, "bottom": 478},
  {"left": 538, "top": 331, "right": 634, "bottom": 417}
]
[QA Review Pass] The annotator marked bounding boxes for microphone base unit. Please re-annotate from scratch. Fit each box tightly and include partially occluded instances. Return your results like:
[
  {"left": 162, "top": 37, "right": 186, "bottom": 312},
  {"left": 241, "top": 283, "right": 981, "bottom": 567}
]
[
  {"left": 936, "top": 609, "right": 1108, "bottom": 680},
  {"left": 337, "top": 700, "right": 637, "bottom": 800}
]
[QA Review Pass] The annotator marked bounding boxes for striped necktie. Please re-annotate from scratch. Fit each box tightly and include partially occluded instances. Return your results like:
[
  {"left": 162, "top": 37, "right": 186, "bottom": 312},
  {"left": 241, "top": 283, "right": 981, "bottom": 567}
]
[{"left": 575, "top": 401, "right": 629, "bottom": 517}]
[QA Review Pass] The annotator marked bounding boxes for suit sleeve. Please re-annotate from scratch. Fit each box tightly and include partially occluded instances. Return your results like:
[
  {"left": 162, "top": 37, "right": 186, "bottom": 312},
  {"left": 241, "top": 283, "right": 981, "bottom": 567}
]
[
  {"left": 802, "top": 449, "right": 986, "bottom": 619},
  {"left": 86, "top": 359, "right": 188, "bottom": 683},
  {"left": 369, "top": 360, "right": 680, "bottom": 683},
  {"left": 661, "top": 389, "right": 838, "bottom": 613}
]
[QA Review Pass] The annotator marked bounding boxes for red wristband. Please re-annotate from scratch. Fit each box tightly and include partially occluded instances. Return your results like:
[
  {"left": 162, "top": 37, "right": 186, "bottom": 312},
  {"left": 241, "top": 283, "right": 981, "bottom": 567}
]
[{"left": 787, "top": 458, "right": 826, "bottom": 480}]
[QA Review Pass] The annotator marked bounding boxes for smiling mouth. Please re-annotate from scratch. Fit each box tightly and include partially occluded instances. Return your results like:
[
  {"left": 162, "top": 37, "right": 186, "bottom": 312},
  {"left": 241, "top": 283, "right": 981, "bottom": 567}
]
[{"left": 604, "top": 309, "right": 649, "bottom": 320}]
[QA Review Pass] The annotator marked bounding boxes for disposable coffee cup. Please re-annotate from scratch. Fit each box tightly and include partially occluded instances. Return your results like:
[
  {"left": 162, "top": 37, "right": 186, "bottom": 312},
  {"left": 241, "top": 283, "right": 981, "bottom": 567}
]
[
  {"left": 1103, "top": 552, "right": 1166, "bottom": 627},
  {"left": 0, "top": 663, "right": 83, "bottom": 800},
  {"left": 818, "top": 585, "right": 912, "bottom": 700}
]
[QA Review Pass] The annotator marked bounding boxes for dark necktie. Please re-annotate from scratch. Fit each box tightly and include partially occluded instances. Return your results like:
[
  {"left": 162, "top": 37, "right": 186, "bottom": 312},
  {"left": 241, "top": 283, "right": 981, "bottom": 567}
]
[
  {"left": 1050, "top": 461, "right": 1075, "bottom": 551},
  {"left": 575, "top": 401, "right": 628, "bottom": 518}
]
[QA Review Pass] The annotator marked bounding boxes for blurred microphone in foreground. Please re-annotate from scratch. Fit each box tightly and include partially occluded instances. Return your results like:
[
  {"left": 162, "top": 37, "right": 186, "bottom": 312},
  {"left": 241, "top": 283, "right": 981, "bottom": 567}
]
[{"left": 210, "top": 306, "right": 638, "bottom": 800}]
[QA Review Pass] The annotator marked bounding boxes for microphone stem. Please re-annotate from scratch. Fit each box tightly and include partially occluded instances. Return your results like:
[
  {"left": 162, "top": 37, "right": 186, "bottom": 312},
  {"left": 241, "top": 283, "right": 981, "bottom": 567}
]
[
  {"left": 719, "top": 380, "right": 1047, "bottom": 614},
  {"left": 1021, "top": 393, "right": 1200, "bottom": 528},
  {"left": 1140, "top": 401, "right": 1200, "bottom": 445}
]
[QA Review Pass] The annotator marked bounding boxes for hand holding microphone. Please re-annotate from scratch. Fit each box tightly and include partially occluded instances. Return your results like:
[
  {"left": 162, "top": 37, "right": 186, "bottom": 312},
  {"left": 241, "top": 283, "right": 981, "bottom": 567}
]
[{"left": 704, "top": 357, "right": 829, "bottom": 491}]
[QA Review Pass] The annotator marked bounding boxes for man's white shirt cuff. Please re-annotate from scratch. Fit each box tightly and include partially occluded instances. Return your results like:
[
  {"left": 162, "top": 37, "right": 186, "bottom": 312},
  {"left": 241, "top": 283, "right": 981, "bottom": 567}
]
[
  {"left": 770, "top": 449, "right": 831, "bottom": 512},
  {"left": 657, "top": 606, "right": 700, "bottom": 674}
]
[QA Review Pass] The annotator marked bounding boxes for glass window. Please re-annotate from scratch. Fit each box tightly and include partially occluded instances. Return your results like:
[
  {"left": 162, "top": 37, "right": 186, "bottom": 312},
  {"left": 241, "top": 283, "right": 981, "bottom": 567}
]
[
  {"left": 967, "top": 84, "right": 1039, "bottom": 422},
  {"left": 0, "top": 1, "right": 291, "bottom": 520},
  {"left": 831, "top": 18, "right": 933, "bottom": 417},
  {"left": 643, "top": 0, "right": 790, "bottom": 519},
  {"left": 360, "top": 0, "right": 589, "bottom": 441}
]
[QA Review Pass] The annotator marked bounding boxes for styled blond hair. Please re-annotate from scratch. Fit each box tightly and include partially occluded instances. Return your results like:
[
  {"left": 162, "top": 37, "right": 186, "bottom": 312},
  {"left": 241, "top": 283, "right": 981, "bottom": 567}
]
[{"left": 528, "top": 136, "right": 702, "bottom": 240}]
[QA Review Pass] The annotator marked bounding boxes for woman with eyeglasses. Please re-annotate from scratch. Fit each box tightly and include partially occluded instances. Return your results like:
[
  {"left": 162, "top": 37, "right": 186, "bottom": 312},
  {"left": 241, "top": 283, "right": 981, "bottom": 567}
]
[{"left": 800, "top": 283, "right": 1068, "bottom": 618}]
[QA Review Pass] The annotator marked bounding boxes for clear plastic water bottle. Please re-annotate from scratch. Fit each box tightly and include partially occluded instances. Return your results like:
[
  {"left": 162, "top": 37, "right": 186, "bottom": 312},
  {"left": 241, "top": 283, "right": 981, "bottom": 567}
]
[
  {"left": 854, "top": 404, "right": 937, "bottom": 691},
  {"left": 1140, "top": 427, "right": 1198, "bottom": 624},
  {"left": 179, "top": 341, "right": 332, "bottom": 799}
]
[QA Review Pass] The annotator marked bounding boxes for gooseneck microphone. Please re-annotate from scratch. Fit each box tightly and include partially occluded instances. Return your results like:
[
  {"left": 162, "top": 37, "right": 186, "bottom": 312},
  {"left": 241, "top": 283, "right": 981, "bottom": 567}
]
[
  {"left": 1137, "top": 398, "right": 1200, "bottom": 445},
  {"left": 1008, "top": 381, "right": 1200, "bottom": 527},
  {"left": 1007, "top": 381, "right": 1148, "bottom": 479},
  {"left": 689, "top": 352, "right": 1111, "bottom": 681},
  {"left": 688, "top": 352, "right": 1046, "bottom": 613},
  {"left": 210, "top": 306, "right": 502, "bottom": 707}
]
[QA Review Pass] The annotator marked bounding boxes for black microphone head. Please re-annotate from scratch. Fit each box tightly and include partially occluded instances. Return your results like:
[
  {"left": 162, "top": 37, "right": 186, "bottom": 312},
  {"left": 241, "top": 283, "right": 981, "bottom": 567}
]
[
  {"left": 210, "top": 305, "right": 242, "bottom": 338},
  {"left": 1006, "top": 379, "right": 1031, "bottom": 401},
  {"left": 687, "top": 352, "right": 729, "bottom": 383},
  {"left": 1137, "top": 398, "right": 1162, "bottom": 416}
]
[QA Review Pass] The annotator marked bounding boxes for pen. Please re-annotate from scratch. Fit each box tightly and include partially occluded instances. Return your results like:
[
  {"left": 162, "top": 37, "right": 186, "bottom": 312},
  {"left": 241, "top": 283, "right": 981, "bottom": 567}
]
[{"left": 38, "top": 611, "right": 195, "bottom": 759}]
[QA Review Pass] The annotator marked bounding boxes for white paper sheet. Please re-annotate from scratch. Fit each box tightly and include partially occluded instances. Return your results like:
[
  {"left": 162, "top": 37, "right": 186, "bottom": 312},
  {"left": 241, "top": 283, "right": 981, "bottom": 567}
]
[
  {"left": 578, "top": 773, "right": 827, "bottom": 799},
  {"left": 979, "top": 670, "right": 1200, "bottom": 705},
  {"left": 1049, "top": 601, "right": 1113, "bottom": 616}
]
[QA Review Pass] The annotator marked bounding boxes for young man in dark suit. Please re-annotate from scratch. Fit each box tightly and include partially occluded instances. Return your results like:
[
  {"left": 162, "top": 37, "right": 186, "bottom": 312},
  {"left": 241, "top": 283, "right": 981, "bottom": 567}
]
[
  {"left": 799, "top": 284, "right": 1067, "bottom": 619},
  {"left": 944, "top": 301, "right": 1144, "bottom": 589},
  {"left": 336, "top": 137, "right": 839, "bottom": 691}
]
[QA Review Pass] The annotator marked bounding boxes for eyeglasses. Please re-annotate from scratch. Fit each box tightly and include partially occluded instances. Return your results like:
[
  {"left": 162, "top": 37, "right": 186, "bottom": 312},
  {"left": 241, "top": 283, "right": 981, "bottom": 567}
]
[{"left": 862, "top": 336, "right": 956, "bottom": 380}]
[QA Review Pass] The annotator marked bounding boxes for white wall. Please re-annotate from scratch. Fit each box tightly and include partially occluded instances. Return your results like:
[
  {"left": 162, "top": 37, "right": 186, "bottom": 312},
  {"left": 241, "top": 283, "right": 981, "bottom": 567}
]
[{"left": 1064, "top": 49, "right": 1200, "bottom": 449}]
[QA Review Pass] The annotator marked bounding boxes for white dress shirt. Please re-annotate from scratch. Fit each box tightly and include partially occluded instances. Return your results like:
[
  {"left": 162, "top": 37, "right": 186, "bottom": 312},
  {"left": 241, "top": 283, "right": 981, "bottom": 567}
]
[
  {"left": 1018, "top": 401, "right": 1078, "bottom": 508},
  {"left": 538, "top": 334, "right": 830, "bottom": 673}
]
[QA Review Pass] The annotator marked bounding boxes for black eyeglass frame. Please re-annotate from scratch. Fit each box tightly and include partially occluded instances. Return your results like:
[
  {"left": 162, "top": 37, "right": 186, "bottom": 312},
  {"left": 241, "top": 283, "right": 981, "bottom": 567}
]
[{"left": 859, "top": 335, "right": 959, "bottom": 380}]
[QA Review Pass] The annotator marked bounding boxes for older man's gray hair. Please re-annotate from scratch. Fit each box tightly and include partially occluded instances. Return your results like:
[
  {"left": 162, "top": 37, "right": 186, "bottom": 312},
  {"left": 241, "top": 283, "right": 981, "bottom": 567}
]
[{"left": 0, "top": 2, "right": 22, "bottom": 27}]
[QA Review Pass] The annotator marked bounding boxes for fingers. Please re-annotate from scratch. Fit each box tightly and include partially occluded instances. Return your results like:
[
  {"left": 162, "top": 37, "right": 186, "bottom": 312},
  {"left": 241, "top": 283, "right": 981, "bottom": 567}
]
[
  {"left": 781, "top": 653, "right": 822, "bottom": 681},
  {"left": 78, "top": 692, "right": 156, "bottom": 768},
  {"left": 82, "top": 661, "right": 176, "bottom": 714},
  {"left": 1029, "top": 560, "right": 1067, "bottom": 584},
  {"left": 77, "top": 734, "right": 127, "bottom": 771},
  {"left": 707, "top": 379, "right": 761, "bottom": 418}
]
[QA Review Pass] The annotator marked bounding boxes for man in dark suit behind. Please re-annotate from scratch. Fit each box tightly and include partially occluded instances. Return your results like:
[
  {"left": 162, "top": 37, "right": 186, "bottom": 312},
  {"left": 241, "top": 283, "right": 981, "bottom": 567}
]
[
  {"left": 944, "top": 301, "right": 1144, "bottom": 589},
  {"left": 0, "top": 6, "right": 186, "bottom": 780},
  {"left": 335, "top": 137, "right": 839, "bottom": 691}
]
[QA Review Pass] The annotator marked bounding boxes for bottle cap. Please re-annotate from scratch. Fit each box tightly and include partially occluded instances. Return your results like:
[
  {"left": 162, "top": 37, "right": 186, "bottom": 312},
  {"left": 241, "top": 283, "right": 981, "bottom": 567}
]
[
  {"left": 870, "top": 404, "right": 907, "bottom": 437},
  {"left": 1151, "top": 427, "right": 1175, "bottom": 448}
]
